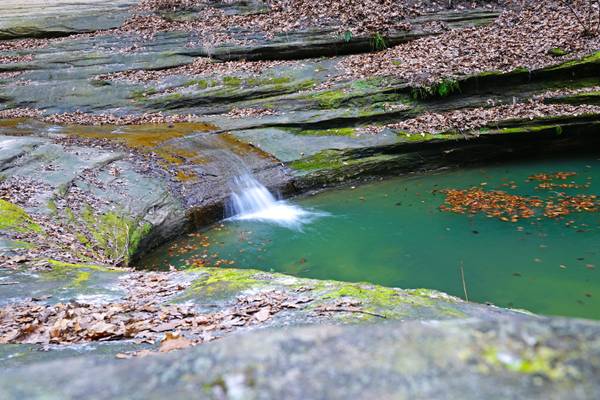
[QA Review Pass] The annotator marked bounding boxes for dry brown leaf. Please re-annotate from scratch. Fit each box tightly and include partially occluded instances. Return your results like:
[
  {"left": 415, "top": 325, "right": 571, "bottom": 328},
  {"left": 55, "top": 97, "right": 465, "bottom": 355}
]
[
  {"left": 159, "top": 331, "right": 194, "bottom": 353},
  {"left": 254, "top": 307, "right": 271, "bottom": 322}
]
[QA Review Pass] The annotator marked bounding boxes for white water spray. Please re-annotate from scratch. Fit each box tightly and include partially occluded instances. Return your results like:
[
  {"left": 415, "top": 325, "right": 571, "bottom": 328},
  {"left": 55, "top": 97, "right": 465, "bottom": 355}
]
[{"left": 226, "top": 174, "right": 323, "bottom": 229}]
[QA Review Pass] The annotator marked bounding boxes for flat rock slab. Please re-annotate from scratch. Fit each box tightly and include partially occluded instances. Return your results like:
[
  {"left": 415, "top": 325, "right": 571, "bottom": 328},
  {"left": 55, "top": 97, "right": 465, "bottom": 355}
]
[
  {"left": 0, "top": 129, "right": 186, "bottom": 254},
  {"left": 0, "top": 0, "right": 136, "bottom": 39},
  {"left": 2, "top": 316, "right": 599, "bottom": 399},
  {"left": 0, "top": 263, "right": 525, "bottom": 367}
]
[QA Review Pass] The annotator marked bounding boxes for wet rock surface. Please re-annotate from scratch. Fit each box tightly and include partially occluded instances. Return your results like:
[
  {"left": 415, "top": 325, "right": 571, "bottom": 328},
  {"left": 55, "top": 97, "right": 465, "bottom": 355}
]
[
  {"left": 2, "top": 316, "right": 600, "bottom": 399},
  {"left": 0, "top": 0, "right": 136, "bottom": 39},
  {"left": 1, "top": 2, "right": 600, "bottom": 397},
  {"left": 0, "top": 262, "right": 523, "bottom": 366}
]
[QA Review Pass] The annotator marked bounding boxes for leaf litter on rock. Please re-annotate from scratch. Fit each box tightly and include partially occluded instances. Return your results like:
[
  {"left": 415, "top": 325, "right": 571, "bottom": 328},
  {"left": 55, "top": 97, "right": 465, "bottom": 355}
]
[{"left": 0, "top": 270, "right": 314, "bottom": 357}]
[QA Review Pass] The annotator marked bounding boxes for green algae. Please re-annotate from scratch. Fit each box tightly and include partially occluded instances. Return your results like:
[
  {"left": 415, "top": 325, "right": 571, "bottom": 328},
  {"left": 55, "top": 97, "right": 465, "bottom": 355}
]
[
  {"left": 307, "top": 79, "right": 408, "bottom": 110},
  {"left": 223, "top": 76, "right": 242, "bottom": 87},
  {"left": 405, "top": 288, "right": 458, "bottom": 302},
  {"left": 288, "top": 149, "right": 345, "bottom": 172},
  {"left": 245, "top": 76, "right": 292, "bottom": 87},
  {"left": 80, "top": 207, "right": 152, "bottom": 264},
  {"left": 307, "top": 282, "right": 462, "bottom": 319},
  {"left": 176, "top": 267, "right": 263, "bottom": 301},
  {"left": 297, "top": 127, "right": 356, "bottom": 137},
  {"left": 482, "top": 346, "right": 569, "bottom": 380},
  {"left": 62, "top": 122, "right": 216, "bottom": 169},
  {"left": 544, "top": 50, "right": 600, "bottom": 71},
  {"left": 546, "top": 90, "right": 600, "bottom": 106},
  {"left": 0, "top": 200, "right": 41, "bottom": 233},
  {"left": 167, "top": 265, "right": 470, "bottom": 320},
  {"left": 200, "top": 268, "right": 261, "bottom": 286},
  {"left": 63, "top": 123, "right": 216, "bottom": 149},
  {"left": 324, "top": 283, "right": 436, "bottom": 308},
  {"left": 161, "top": 93, "right": 184, "bottom": 102},
  {"left": 396, "top": 131, "right": 459, "bottom": 142},
  {"left": 182, "top": 79, "right": 210, "bottom": 89},
  {"left": 312, "top": 89, "right": 348, "bottom": 109},
  {"left": 71, "top": 270, "right": 91, "bottom": 287},
  {"left": 50, "top": 204, "right": 153, "bottom": 267},
  {"left": 39, "top": 260, "right": 115, "bottom": 284},
  {"left": 548, "top": 48, "right": 567, "bottom": 57},
  {"left": 324, "top": 284, "right": 399, "bottom": 305},
  {"left": 288, "top": 148, "right": 403, "bottom": 176},
  {"left": 130, "top": 87, "right": 158, "bottom": 100},
  {"left": 46, "top": 260, "right": 113, "bottom": 272}
]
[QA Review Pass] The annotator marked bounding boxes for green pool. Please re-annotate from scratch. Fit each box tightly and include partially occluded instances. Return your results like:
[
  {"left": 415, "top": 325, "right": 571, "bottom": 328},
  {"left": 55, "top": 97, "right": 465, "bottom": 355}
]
[{"left": 142, "top": 156, "right": 600, "bottom": 319}]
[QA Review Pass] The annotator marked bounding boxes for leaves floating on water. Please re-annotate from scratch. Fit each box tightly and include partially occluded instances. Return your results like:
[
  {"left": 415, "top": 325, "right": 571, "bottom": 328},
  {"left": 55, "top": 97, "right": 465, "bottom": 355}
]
[
  {"left": 528, "top": 172, "right": 590, "bottom": 190},
  {"left": 529, "top": 172, "right": 577, "bottom": 182},
  {"left": 439, "top": 187, "right": 599, "bottom": 223}
]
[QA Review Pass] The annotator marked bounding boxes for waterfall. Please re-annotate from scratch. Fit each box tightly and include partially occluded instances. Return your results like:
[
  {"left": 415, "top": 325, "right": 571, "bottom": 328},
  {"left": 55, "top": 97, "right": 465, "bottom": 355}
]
[{"left": 226, "top": 174, "right": 323, "bottom": 229}]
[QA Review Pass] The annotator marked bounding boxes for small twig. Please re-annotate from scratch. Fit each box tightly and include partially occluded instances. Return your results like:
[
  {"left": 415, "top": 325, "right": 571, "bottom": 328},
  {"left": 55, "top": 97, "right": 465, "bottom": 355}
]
[
  {"left": 318, "top": 307, "right": 387, "bottom": 319},
  {"left": 0, "top": 282, "right": 19, "bottom": 285},
  {"left": 595, "top": 0, "right": 600, "bottom": 34},
  {"left": 561, "top": 0, "right": 591, "bottom": 34},
  {"left": 460, "top": 262, "right": 469, "bottom": 302}
]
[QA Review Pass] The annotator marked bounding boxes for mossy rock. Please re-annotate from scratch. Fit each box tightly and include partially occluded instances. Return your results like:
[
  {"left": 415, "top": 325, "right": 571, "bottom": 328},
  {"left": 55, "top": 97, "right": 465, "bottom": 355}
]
[
  {"left": 296, "top": 127, "right": 357, "bottom": 137},
  {"left": 0, "top": 200, "right": 41, "bottom": 233},
  {"left": 175, "top": 267, "right": 264, "bottom": 302},
  {"left": 548, "top": 48, "right": 568, "bottom": 57}
]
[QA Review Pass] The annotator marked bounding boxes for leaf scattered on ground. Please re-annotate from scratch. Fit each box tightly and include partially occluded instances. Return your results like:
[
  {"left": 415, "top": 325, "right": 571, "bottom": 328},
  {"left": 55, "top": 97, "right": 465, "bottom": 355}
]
[
  {"left": 133, "top": 0, "right": 498, "bottom": 40},
  {"left": 0, "top": 270, "right": 313, "bottom": 357},
  {"left": 370, "top": 101, "right": 600, "bottom": 135},
  {"left": 341, "top": 1, "right": 600, "bottom": 86},
  {"left": 98, "top": 58, "right": 294, "bottom": 83}
]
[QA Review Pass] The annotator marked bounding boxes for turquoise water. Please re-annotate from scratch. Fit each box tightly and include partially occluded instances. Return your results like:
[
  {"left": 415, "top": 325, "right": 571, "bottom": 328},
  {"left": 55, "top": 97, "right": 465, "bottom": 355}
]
[{"left": 143, "top": 156, "right": 600, "bottom": 319}]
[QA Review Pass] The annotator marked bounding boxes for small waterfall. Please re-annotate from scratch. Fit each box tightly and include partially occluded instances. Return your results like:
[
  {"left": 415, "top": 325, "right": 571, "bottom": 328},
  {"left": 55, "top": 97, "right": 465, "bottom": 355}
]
[{"left": 226, "top": 174, "right": 323, "bottom": 229}]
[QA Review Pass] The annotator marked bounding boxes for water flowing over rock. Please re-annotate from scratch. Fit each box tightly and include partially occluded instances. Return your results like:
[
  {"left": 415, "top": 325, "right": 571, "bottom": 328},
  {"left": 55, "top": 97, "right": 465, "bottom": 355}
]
[
  {"left": 226, "top": 173, "right": 323, "bottom": 229},
  {"left": 2, "top": 1, "right": 600, "bottom": 398}
]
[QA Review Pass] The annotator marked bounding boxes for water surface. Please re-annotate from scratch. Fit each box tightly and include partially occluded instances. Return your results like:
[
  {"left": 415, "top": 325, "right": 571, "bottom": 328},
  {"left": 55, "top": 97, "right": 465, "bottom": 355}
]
[{"left": 143, "top": 156, "right": 600, "bottom": 319}]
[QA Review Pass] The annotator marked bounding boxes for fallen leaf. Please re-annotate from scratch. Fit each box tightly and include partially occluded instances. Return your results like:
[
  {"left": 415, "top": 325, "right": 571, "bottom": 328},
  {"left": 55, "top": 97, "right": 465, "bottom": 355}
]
[{"left": 159, "top": 331, "right": 193, "bottom": 353}]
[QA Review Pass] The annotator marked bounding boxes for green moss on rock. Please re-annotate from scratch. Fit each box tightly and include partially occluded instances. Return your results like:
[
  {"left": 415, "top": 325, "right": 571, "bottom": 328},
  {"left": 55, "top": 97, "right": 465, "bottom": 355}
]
[
  {"left": 482, "top": 346, "right": 568, "bottom": 380},
  {"left": 312, "top": 89, "right": 348, "bottom": 109},
  {"left": 288, "top": 150, "right": 345, "bottom": 172},
  {"left": 325, "top": 284, "right": 399, "bottom": 305},
  {"left": 130, "top": 87, "right": 158, "bottom": 100},
  {"left": 297, "top": 127, "right": 356, "bottom": 137},
  {"left": 311, "top": 281, "right": 461, "bottom": 319},
  {"left": 176, "top": 267, "right": 264, "bottom": 301},
  {"left": 548, "top": 48, "right": 567, "bottom": 57},
  {"left": 245, "top": 76, "right": 292, "bottom": 87},
  {"left": 0, "top": 200, "right": 41, "bottom": 233},
  {"left": 223, "top": 76, "right": 242, "bottom": 87},
  {"left": 396, "top": 131, "right": 459, "bottom": 142},
  {"left": 40, "top": 260, "right": 115, "bottom": 284},
  {"left": 46, "top": 259, "right": 113, "bottom": 272},
  {"left": 183, "top": 79, "right": 210, "bottom": 89},
  {"left": 543, "top": 51, "right": 600, "bottom": 72},
  {"left": 78, "top": 207, "right": 152, "bottom": 265}
]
